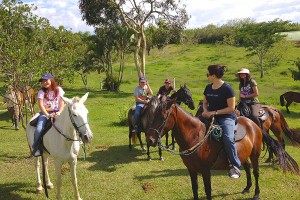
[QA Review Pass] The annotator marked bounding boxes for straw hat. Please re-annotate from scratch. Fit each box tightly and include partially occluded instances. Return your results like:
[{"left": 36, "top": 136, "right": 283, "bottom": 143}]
[{"left": 236, "top": 68, "right": 250, "bottom": 76}]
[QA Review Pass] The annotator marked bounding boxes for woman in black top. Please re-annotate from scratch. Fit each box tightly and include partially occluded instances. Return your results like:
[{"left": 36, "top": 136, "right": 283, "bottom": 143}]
[{"left": 202, "top": 64, "right": 241, "bottom": 179}]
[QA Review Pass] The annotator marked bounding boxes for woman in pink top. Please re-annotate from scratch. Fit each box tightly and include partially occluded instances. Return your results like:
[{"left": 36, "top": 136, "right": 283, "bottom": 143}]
[{"left": 32, "top": 74, "right": 65, "bottom": 156}]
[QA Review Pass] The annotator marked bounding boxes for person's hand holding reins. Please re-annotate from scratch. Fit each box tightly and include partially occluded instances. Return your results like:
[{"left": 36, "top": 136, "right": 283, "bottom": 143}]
[{"left": 202, "top": 110, "right": 215, "bottom": 118}]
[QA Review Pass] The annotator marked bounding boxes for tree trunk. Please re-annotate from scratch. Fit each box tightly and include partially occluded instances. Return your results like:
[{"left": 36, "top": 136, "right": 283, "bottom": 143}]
[{"left": 134, "top": 35, "right": 143, "bottom": 77}]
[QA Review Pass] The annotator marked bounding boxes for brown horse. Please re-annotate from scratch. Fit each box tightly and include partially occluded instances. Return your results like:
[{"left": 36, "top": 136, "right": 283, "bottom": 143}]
[
  {"left": 147, "top": 101, "right": 299, "bottom": 200},
  {"left": 3, "top": 87, "right": 23, "bottom": 130},
  {"left": 196, "top": 100, "right": 300, "bottom": 162},
  {"left": 280, "top": 91, "right": 300, "bottom": 113},
  {"left": 128, "top": 85, "right": 195, "bottom": 161}
]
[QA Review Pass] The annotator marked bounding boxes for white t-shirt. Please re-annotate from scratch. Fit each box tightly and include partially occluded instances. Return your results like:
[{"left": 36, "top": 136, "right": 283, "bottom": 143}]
[{"left": 37, "top": 86, "right": 65, "bottom": 112}]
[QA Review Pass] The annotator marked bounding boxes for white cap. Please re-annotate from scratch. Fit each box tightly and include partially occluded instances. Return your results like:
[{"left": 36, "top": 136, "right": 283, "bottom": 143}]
[{"left": 236, "top": 68, "right": 250, "bottom": 75}]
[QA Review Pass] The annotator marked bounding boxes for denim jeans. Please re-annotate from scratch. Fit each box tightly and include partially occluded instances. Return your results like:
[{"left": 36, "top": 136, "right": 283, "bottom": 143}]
[
  {"left": 32, "top": 112, "right": 49, "bottom": 149},
  {"left": 133, "top": 102, "right": 145, "bottom": 128},
  {"left": 217, "top": 117, "right": 241, "bottom": 168}
]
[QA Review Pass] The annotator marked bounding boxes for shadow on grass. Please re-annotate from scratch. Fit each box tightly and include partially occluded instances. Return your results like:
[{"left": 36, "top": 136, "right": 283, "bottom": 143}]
[
  {"left": 85, "top": 145, "right": 146, "bottom": 172},
  {"left": 0, "top": 182, "right": 32, "bottom": 200}
]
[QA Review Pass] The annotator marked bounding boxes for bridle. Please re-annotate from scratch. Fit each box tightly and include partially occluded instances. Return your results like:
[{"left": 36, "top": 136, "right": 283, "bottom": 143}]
[
  {"left": 52, "top": 106, "right": 89, "bottom": 141},
  {"left": 149, "top": 104, "right": 214, "bottom": 156}
]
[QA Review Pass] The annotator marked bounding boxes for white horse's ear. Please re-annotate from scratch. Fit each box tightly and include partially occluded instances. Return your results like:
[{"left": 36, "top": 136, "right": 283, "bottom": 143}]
[
  {"left": 61, "top": 96, "right": 73, "bottom": 104},
  {"left": 80, "top": 92, "right": 89, "bottom": 104}
]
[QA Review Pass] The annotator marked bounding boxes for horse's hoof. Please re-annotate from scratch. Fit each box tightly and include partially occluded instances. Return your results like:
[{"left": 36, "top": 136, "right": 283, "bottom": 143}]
[
  {"left": 147, "top": 157, "right": 152, "bottom": 161},
  {"left": 47, "top": 183, "right": 54, "bottom": 189},
  {"left": 142, "top": 147, "right": 146, "bottom": 151},
  {"left": 253, "top": 195, "right": 260, "bottom": 200},
  {"left": 242, "top": 189, "right": 250, "bottom": 194},
  {"left": 36, "top": 188, "right": 43, "bottom": 194},
  {"left": 160, "top": 157, "right": 164, "bottom": 161}
]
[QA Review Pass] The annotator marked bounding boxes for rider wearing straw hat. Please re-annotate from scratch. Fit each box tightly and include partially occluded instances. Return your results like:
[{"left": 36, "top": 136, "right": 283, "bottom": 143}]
[{"left": 236, "top": 68, "right": 262, "bottom": 129}]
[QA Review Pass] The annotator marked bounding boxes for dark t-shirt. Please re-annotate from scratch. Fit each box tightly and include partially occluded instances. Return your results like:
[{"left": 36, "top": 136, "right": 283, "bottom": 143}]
[
  {"left": 203, "top": 82, "right": 236, "bottom": 120},
  {"left": 158, "top": 85, "right": 174, "bottom": 96}
]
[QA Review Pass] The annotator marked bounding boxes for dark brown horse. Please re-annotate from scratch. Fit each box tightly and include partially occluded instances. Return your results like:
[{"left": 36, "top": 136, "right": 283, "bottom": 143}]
[
  {"left": 128, "top": 85, "right": 195, "bottom": 161},
  {"left": 147, "top": 101, "right": 299, "bottom": 200},
  {"left": 3, "top": 87, "right": 23, "bottom": 130},
  {"left": 280, "top": 91, "right": 300, "bottom": 113},
  {"left": 196, "top": 100, "right": 300, "bottom": 162}
]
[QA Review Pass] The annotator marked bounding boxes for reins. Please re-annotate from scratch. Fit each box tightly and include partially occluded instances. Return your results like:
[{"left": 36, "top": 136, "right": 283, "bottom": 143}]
[
  {"left": 51, "top": 106, "right": 89, "bottom": 159},
  {"left": 151, "top": 105, "right": 217, "bottom": 156}
]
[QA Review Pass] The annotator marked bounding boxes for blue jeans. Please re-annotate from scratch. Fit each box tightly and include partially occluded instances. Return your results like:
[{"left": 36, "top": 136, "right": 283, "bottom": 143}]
[
  {"left": 217, "top": 117, "right": 241, "bottom": 168},
  {"left": 32, "top": 112, "right": 53, "bottom": 149},
  {"left": 133, "top": 103, "right": 145, "bottom": 128}
]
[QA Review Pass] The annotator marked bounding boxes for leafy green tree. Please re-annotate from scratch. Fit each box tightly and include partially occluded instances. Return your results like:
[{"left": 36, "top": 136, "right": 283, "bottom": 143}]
[
  {"left": 79, "top": 0, "right": 189, "bottom": 77},
  {"left": 235, "top": 19, "right": 290, "bottom": 78},
  {"left": 289, "top": 58, "right": 300, "bottom": 81}
]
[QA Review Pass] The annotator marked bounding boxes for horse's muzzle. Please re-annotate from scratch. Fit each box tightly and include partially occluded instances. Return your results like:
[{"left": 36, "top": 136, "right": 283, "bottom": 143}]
[
  {"left": 146, "top": 136, "right": 158, "bottom": 147},
  {"left": 82, "top": 130, "right": 93, "bottom": 143}
]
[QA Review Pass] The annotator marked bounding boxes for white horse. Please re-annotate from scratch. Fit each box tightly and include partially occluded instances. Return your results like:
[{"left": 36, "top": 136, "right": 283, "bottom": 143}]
[{"left": 26, "top": 92, "right": 93, "bottom": 200}]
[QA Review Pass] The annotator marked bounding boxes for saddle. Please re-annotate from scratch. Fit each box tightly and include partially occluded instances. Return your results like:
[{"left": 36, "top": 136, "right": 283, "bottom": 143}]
[{"left": 238, "top": 102, "right": 270, "bottom": 122}]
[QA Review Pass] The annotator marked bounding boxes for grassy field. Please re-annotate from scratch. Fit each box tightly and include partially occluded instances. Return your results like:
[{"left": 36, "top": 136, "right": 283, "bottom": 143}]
[{"left": 1, "top": 43, "right": 300, "bottom": 200}]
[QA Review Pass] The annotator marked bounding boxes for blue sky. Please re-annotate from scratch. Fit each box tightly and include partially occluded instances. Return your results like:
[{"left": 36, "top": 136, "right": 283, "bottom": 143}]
[{"left": 22, "top": 0, "right": 300, "bottom": 33}]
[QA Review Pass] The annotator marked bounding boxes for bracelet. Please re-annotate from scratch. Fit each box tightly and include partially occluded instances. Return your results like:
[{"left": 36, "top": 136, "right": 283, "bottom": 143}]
[{"left": 215, "top": 110, "right": 218, "bottom": 115}]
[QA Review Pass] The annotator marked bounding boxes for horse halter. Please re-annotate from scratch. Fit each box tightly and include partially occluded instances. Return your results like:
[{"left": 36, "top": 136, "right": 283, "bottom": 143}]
[
  {"left": 149, "top": 104, "right": 173, "bottom": 146},
  {"left": 68, "top": 106, "right": 89, "bottom": 136}
]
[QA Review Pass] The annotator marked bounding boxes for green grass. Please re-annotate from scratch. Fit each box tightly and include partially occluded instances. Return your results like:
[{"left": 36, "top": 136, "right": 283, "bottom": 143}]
[{"left": 1, "top": 44, "right": 300, "bottom": 199}]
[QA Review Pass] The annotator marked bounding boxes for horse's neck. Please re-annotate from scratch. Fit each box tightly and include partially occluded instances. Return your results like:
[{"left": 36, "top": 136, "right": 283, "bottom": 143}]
[
  {"left": 142, "top": 103, "right": 157, "bottom": 129},
  {"left": 54, "top": 107, "right": 76, "bottom": 139},
  {"left": 172, "top": 106, "right": 205, "bottom": 149}
]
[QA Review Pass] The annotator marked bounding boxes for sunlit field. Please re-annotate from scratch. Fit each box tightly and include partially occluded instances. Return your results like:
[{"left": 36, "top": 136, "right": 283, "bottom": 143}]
[{"left": 1, "top": 44, "right": 300, "bottom": 200}]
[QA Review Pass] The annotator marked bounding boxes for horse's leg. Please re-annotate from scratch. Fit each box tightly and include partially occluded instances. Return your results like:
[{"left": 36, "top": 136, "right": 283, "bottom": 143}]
[
  {"left": 242, "top": 161, "right": 252, "bottom": 194},
  {"left": 137, "top": 131, "right": 145, "bottom": 151},
  {"left": 54, "top": 160, "right": 63, "bottom": 200},
  {"left": 165, "top": 132, "right": 169, "bottom": 148},
  {"left": 129, "top": 129, "right": 132, "bottom": 150},
  {"left": 147, "top": 145, "right": 152, "bottom": 161},
  {"left": 188, "top": 169, "right": 199, "bottom": 200},
  {"left": 69, "top": 159, "right": 82, "bottom": 200},
  {"left": 158, "top": 147, "right": 164, "bottom": 161},
  {"left": 35, "top": 157, "right": 43, "bottom": 193},
  {"left": 171, "top": 131, "right": 176, "bottom": 150},
  {"left": 250, "top": 156, "right": 260, "bottom": 200},
  {"left": 44, "top": 156, "right": 54, "bottom": 189},
  {"left": 201, "top": 169, "right": 212, "bottom": 200},
  {"left": 286, "top": 101, "right": 292, "bottom": 114}
]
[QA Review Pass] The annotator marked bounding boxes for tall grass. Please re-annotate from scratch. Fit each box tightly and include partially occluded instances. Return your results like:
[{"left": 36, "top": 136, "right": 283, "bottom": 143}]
[{"left": 1, "top": 44, "right": 300, "bottom": 199}]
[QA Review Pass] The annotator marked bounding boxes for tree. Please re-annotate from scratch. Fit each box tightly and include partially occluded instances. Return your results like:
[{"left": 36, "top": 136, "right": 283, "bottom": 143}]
[
  {"left": 289, "top": 58, "right": 300, "bottom": 81},
  {"left": 235, "top": 19, "right": 290, "bottom": 78},
  {"left": 79, "top": 0, "right": 189, "bottom": 77}
]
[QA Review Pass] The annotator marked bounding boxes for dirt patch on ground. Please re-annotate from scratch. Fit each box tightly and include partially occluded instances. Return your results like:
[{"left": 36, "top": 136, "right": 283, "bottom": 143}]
[{"left": 142, "top": 182, "right": 154, "bottom": 192}]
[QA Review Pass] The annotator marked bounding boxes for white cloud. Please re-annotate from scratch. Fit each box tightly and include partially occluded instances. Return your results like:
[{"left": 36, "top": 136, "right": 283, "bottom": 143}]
[{"left": 22, "top": 0, "right": 300, "bottom": 33}]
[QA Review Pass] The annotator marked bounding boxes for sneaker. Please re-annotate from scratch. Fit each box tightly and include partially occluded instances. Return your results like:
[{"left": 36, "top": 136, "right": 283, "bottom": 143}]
[
  {"left": 34, "top": 150, "right": 41, "bottom": 157},
  {"left": 229, "top": 166, "right": 241, "bottom": 179},
  {"left": 132, "top": 126, "right": 138, "bottom": 133},
  {"left": 132, "top": 128, "right": 137, "bottom": 133}
]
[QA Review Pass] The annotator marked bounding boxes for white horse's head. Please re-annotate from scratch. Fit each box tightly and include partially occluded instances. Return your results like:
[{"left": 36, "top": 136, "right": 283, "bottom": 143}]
[{"left": 62, "top": 92, "right": 93, "bottom": 143}]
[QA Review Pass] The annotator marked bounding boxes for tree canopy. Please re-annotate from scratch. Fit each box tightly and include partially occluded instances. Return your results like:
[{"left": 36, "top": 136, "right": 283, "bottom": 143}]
[{"left": 79, "top": 0, "right": 189, "bottom": 77}]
